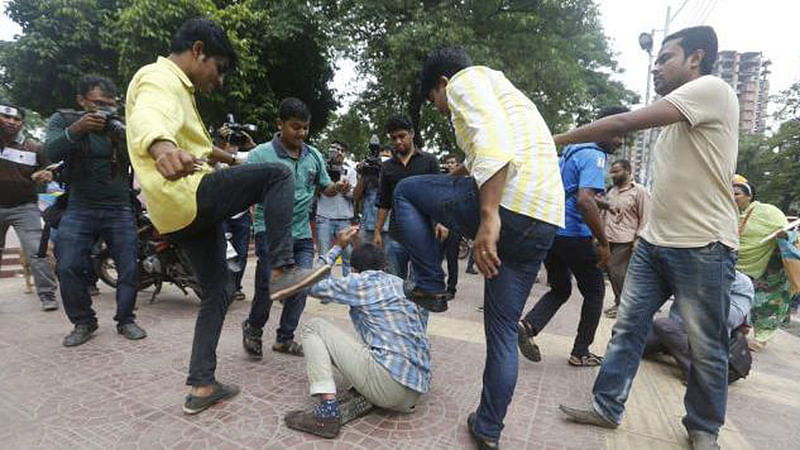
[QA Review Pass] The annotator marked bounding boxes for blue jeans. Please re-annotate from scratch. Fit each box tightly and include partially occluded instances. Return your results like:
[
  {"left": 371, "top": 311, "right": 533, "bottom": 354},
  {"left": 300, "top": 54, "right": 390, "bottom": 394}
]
[
  {"left": 223, "top": 213, "right": 251, "bottom": 291},
  {"left": 316, "top": 216, "right": 352, "bottom": 276},
  {"left": 249, "top": 234, "right": 315, "bottom": 343},
  {"left": 393, "top": 174, "right": 557, "bottom": 440},
  {"left": 385, "top": 236, "right": 413, "bottom": 280},
  {"left": 592, "top": 239, "right": 735, "bottom": 435},
  {"left": 56, "top": 206, "right": 138, "bottom": 325}
]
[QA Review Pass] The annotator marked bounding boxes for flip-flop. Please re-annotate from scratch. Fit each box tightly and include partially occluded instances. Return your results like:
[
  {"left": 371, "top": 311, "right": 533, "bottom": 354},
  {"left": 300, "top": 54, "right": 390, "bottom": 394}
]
[
  {"left": 568, "top": 352, "right": 604, "bottom": 367},
  {"left": 272, "top": 340, "right": 304, "bottom": 356}
]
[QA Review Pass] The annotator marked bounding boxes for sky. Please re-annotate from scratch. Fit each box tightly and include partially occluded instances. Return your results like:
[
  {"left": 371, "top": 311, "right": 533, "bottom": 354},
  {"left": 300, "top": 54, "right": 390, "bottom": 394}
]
[{"left": 2, "top": 0, "right": 799, "bottom": 113}]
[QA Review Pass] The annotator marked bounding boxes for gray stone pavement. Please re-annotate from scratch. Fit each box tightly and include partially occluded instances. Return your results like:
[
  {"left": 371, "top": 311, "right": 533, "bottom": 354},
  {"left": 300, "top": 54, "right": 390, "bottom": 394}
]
[{"left": 0, "top": 260, "right": 799, "bottom": 449}]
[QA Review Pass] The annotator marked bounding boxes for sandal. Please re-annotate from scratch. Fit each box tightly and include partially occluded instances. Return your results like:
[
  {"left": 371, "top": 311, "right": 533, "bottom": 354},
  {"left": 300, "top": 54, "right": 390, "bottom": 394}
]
[
  {"left": 272, "top": 339, "right": 304, "bottom": 357},
  {"left": 242, "top": 320, "right": 263, "bottom": 359},
  {"left": 516, "top": 321, "right": 541, "bottom": 362},
  {"left": 603, "top": 305, "right": 618, "bottom": 319},
  {"left": 568, "top": 352, "right": 604, "bottom": 367}
]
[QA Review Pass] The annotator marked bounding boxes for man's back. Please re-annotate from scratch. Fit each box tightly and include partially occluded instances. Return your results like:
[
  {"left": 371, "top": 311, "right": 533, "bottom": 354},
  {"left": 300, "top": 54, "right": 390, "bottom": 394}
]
[
  {"left": 642, "top": 75, "right": 739, "bottom": 249},
  {"left": 557, "top": 143, "right": 606, "bottom": 237},
  {"left": 446, "top": 66, "right": 564, "bottom": 228}
]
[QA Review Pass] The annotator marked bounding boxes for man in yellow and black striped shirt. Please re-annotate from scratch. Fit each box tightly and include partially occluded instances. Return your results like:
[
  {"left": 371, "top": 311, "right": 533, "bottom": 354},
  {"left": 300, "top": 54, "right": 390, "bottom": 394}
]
[{"left": 391, "top": 46, "right": 563, "bottom": 448}]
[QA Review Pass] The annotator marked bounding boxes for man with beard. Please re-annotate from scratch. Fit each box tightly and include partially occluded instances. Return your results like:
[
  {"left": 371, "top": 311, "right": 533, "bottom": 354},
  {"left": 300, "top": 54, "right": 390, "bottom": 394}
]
[
  {"left": 0, "top": 99, "right": 58, "bottom": 311},
  {"left": 598, "top": 159, "right": 649, "bottom": 319},
  {"left": 556, "top": 27, "right": 737, "bottom": 450},
  {"left": 517, "top": 106, "right": 628, "bottom": 367},
  {"left": 373, "top": 115, "right": 440, "bottom": 280}
]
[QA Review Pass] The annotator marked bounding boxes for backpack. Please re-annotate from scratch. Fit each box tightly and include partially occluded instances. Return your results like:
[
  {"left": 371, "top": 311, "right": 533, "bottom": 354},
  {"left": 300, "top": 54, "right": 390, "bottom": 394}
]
[{"left": 728, "top": 329, "right": 752, "bottom": 383}]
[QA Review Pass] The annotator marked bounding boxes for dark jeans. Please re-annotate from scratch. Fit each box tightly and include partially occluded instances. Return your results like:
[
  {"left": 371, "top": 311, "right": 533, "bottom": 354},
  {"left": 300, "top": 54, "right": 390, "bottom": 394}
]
[
  {"left": 522, "top": 236, "right": 605, "bottom": 357},
  {"left": 442, "top": 231, "right": 460, "bottom": 293},
  {"left": 56, "top": 206, "right": 138, "bottom": 326},
  {"left": 592, "top": 239, "right": 735, "bottom": 435},
  {"left": 385, "top": 236, "right": 413, "bottom": 281},
  {"left": 249, "top": 234, "right": 314, "bottom": 343},
  {"left": 223, "top": 212, "right": 252, "bottom": 292},
  {"left": 393, "top": 174, "right": 556, "bottom": 440},
  {"left": 168, "top": 163, "right": 295, "bottom": 386}
]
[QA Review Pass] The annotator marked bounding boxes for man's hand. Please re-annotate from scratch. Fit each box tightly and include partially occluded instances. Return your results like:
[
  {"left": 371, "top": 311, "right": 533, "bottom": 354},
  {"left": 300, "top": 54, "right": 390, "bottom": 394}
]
[
  {"left": 373, "top": 230, "right": 383, "bottom": 248},
  {"left": 335, "top": 226, "right": 360, "bottom": 249},
  {"left": 434, "top": 224, "right": 449, "bottom": 241},
  {"left": 31, "top": 170, "right": 53, "bottom": 184},
  {"left": 336, "top": 178, "right": 351, "bottom": 194},
  {"left": 474, "top": 211, "right": 502, "bottom": 278},
  {"left": 155, "top": 147, "right": 197, "bottom": 181},
  {"left": 596, "top": 241, "right": 610, "bottom": 269},
  {"left": 68, "top": 112, "right": 107, "bottom": 136}
]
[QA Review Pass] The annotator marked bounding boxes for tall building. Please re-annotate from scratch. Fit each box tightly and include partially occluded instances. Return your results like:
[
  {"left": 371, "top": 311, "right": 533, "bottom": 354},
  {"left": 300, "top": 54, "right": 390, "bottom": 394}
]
[{"left": 714, "top": 51, "right": 771, "bottom": 134}]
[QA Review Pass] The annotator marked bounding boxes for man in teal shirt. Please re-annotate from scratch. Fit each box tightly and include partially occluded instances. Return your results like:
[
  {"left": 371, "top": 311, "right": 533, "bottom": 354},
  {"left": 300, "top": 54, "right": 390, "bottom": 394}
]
[{"left": 242, "top": 98, "right": 346, "bottom": 358}]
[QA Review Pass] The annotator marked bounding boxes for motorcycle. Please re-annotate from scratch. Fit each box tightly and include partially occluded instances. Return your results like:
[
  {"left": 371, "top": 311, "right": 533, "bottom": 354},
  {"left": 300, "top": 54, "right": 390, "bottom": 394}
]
[{"left": 92, "top": 199, "right": 205, "bottom": 303}]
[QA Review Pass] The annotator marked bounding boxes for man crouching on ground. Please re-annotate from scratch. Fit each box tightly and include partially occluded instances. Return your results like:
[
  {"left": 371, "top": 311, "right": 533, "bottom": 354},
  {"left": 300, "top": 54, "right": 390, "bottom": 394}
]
[{"left": 285, "top": 226, "right": 431, "bottom": 439}]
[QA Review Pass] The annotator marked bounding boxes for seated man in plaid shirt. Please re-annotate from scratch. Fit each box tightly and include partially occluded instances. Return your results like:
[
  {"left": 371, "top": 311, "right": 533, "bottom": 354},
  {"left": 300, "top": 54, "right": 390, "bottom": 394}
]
[{"left": 285, "top": 226, "right": 431, "bottom": 439}]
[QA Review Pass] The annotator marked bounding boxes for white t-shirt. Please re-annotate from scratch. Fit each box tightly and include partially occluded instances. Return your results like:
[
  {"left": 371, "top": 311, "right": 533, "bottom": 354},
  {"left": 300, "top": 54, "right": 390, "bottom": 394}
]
[
  {"left": 640, "top": 75, "right": 740, "bottom": 249},
  {"left": 316, "top": 161, "right": 357, "bottom": 220}
]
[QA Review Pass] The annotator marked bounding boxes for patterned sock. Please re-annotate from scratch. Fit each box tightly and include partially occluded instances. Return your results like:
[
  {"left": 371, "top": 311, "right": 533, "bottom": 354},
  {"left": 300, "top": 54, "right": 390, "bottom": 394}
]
[{"left": 314, "top": 399, "right": 339, "bottom": 419}]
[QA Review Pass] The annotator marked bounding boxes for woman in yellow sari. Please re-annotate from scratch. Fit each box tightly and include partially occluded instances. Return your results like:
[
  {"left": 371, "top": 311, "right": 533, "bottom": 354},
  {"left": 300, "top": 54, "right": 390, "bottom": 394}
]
[{"left": 733, "top": 177, "right": 793, "bottom": 345}]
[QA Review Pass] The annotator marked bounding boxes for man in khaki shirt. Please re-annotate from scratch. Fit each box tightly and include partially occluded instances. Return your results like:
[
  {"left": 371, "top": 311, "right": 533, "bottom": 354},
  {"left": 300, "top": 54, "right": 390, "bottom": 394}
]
[
  {"left": 597, "top": 159, "right": 649, "bottom": 318},
  {"left": 554, "top": 26, "right": 738, "bottom": 450}
]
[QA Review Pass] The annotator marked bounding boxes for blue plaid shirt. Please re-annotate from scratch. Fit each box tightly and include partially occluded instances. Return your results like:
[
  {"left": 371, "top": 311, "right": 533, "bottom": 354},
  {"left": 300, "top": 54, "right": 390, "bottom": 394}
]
[{"left": 309, "top": 246, "right": 431, "bottom": 394}]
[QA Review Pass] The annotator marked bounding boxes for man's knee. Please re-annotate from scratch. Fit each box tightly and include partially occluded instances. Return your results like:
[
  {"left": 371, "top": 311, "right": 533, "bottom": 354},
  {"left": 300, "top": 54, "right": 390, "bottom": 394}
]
[{"left": 302, "top": 317, "right": 332, "bottom": 338}]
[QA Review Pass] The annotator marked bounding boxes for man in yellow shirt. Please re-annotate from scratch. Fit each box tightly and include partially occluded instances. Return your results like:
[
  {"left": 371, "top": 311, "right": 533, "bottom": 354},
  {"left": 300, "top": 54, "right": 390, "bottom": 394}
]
[
  {"left": 126, "top": 18, "right": 329, "bottom": 415},
  {"left": 397, "top": 46, "right": 564, "bottom": 449}
]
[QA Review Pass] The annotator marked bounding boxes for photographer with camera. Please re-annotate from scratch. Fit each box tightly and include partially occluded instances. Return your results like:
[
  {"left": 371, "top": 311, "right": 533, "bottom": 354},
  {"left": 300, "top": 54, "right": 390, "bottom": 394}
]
[
  {"left": 0, "top": 98, "right": 59, "bottom": 311},
  {"left": 316, "top": 140, "right": 357, "bottom": 275},
  {"left": 44, "top": 75, "right": 146, "bottom": 347},
  {"left": 353, "top": 135, "right": 389, "bottom": 248}
]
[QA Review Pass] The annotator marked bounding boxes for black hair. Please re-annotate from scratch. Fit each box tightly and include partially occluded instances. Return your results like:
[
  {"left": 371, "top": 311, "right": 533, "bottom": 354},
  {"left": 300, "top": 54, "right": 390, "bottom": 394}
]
[
  {"left": 445, "top": 154, "right": 462, "bottom": 163},
  {"left": 611, "top": 159, "right": 632, "bottom": 173},
  {"left": 384, "top": 114, "right": 414, "bottom": 135},
  {"left": 662, "top": 26, "right": 718, "bottom": 75},
  {"left": 419, "top": 46, "right": 473, "bottom": 97},
  {"left": 278, "top": 97, "right": 311, "bottom": 122},
  {"left": 170, "top": 18, "right": 238, "bottom": 72},
  {"left": 350, "top": 243, "right": 387, "bottom": 272},
  {"left": 76, "top": 75, "right": 117, "bottom": 98},
  {"left": 597, "top": 106, "right": 630, "bottom": 120},
  {"left": 331, "top": 139, "right": 348, "bottom": 150}
]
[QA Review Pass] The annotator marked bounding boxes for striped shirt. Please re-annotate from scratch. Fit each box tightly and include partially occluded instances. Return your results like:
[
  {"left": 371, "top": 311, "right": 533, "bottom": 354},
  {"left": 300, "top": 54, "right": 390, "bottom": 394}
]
[
  {"left": 447, "top": 66, "right": 564, "bottom": 227},
  {"left": 309, "top": 246, "right": 431, "bottom": 394}
]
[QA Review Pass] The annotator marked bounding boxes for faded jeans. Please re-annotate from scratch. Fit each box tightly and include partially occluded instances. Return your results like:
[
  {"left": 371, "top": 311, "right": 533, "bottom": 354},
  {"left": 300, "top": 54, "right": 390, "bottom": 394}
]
[
  {"left": 592, "top": 239, "right": 735, "bottom": 435},
  {"left": 0, "top": 203, "right": 57, "bottom": 302}
]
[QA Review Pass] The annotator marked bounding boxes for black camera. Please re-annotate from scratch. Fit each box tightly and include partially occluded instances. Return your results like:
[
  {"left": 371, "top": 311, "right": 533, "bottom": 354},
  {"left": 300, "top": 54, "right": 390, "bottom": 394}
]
[
  {"left": 326, "top": 147, "right": 344, "bottom": 183},
  {"left": 357, "top": 134, "right": 383, "bottom": 178},
  {"left": 222, "top": 113, "right": 257, "bottom": 148},
  {"left": 59, "top": 107, "right": 126, "bottom": 140}
]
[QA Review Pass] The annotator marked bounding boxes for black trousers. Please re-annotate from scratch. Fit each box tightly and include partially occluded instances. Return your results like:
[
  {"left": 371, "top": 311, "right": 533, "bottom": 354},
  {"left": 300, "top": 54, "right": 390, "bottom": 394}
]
[
  {"left": 442, "top": 231, "right": 460, "bottom": 293},
  {"left": 169, "top": 163, "right": 295, "bottom": 386},
  {"left": 522, "top": 236, "right": 605, "bottom": 357}
]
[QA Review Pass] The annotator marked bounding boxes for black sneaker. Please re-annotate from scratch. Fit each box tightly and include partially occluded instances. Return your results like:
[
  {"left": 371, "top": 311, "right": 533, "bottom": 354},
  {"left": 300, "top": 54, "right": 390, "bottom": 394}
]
[
  {"left": 242, "top": 320, "right": 263, "bottom": 359},
  {"left": 117, "top": 322, "right": 147, "bottom": 340},
  {"left": 183, "top": 382, "right": 240, "bottom": 415},
  {"left": 271, "top": 265, "right": 331, "bottom": 302},
  {"left": 408, "top": 288, "right": 450, "bottom": 313},
  {"left": 63, "top": 323, "right": 98, "bottom": 347},
  {"left": 516, "top": 321, "right": 541, "bottom": 362}
]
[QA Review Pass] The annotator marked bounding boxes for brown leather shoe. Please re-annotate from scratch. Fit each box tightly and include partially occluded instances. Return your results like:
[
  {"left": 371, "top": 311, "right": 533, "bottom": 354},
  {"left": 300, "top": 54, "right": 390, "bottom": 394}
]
[{"left": 285, "top": 410, "right": 340, "bottom": 439}]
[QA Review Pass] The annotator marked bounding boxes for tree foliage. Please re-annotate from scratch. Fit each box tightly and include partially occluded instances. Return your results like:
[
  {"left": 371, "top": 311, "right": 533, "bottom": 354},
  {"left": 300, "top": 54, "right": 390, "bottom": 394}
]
[
  {"left": 316, "top": 0, "right": 637, "bottom": 155},
  {"left": 0, "top": 0, "right": 337, "bottom": 140}
]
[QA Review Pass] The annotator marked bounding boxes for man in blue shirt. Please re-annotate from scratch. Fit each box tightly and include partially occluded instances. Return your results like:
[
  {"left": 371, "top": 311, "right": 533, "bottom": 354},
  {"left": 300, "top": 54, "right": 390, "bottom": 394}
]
[
  {"left": 518, "top": 106, "right": 629, "bottom": 367},
  {"left": 284, "top": 226, "right": 431, "bottom": 439}
]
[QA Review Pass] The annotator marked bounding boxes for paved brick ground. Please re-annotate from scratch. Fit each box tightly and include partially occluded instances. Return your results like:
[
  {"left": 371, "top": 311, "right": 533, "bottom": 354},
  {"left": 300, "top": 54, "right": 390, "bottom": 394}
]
[{"left": 1, "top": 261, "right": 798, "bottom": 449}]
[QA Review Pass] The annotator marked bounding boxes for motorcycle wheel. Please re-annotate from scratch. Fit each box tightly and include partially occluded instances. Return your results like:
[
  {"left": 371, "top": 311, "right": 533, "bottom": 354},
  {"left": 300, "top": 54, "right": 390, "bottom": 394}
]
[{"left": 94, "top": 251, "right": 118, "bottom": 288}]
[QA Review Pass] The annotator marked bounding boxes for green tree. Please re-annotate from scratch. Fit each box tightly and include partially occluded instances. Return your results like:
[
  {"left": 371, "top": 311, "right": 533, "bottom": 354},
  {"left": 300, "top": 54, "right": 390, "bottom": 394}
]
[
  {"left": 317, "top": 0, "right": 637, "bottom": 151},
  {"left": 1, "top": 0, "right": 338, "bottom": 139}
]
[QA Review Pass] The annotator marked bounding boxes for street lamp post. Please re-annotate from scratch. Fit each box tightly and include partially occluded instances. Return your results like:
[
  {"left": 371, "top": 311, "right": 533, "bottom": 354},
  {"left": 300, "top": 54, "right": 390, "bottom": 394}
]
[{"left": 638, "top": 31, "right": 654, "bottom": 186}]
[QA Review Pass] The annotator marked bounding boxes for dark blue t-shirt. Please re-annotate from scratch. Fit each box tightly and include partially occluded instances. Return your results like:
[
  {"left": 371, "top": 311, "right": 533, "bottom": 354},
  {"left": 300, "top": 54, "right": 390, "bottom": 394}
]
[{"left": 557, "top": 143, "right": 607, "bottom": 237}]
